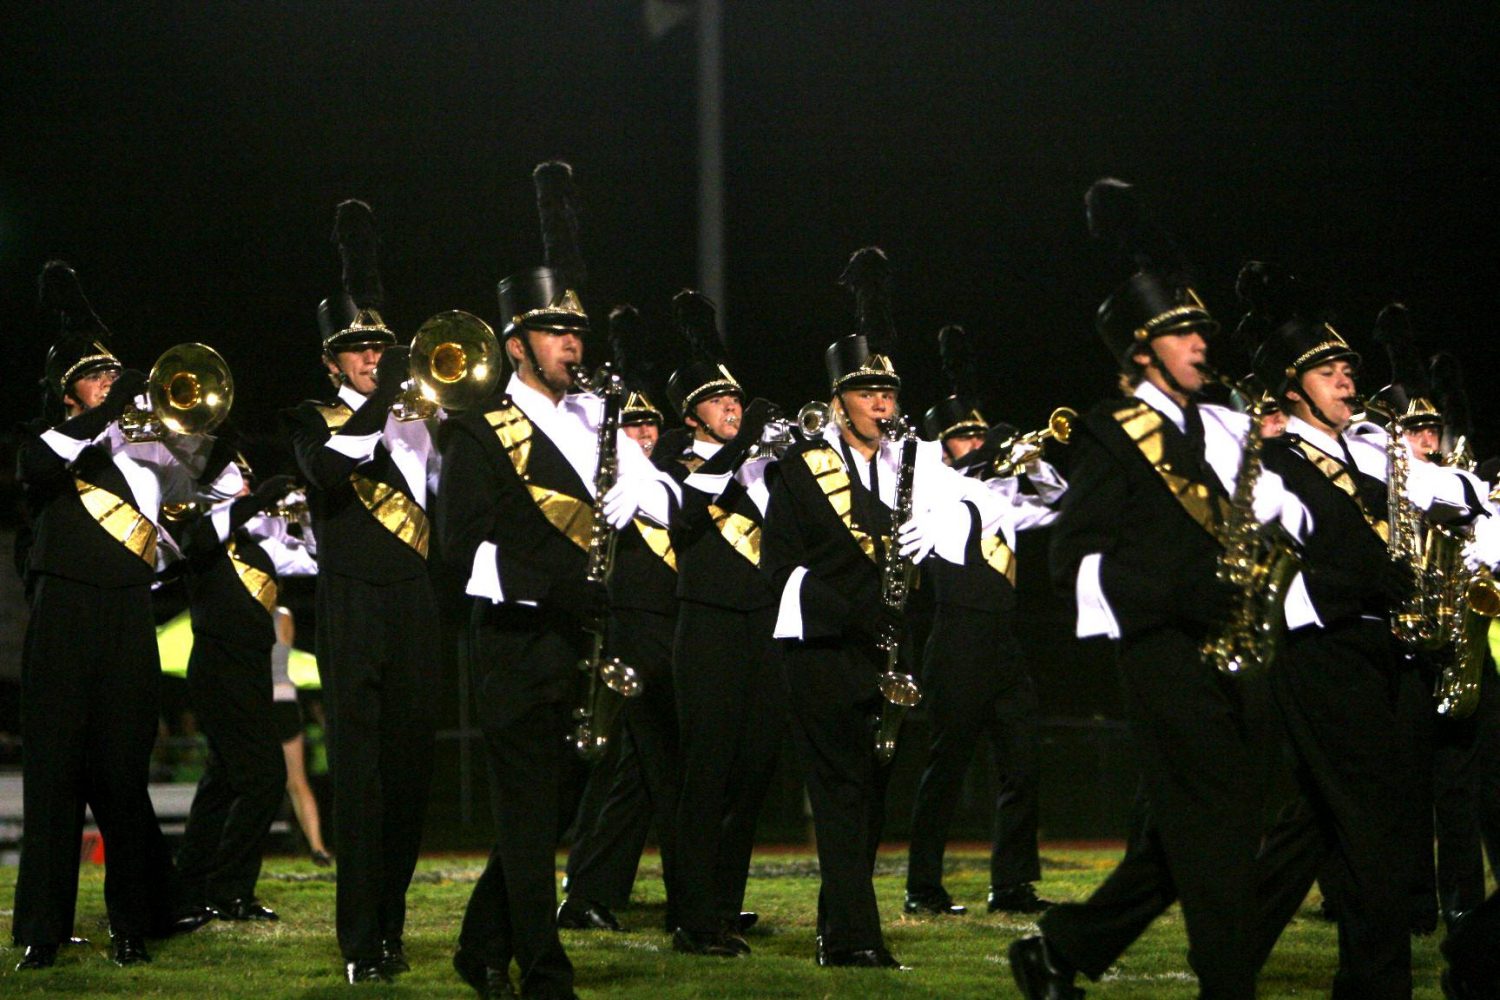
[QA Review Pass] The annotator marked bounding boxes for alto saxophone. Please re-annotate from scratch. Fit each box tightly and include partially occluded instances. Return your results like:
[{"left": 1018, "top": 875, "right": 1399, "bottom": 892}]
[
  {"left": 1361, "top": 397, "right": 1437, "bottom": 650},
  {"left": 1199, "top": 371, "right": 1303, "bottom": 675},
  {"left": 873, "top": 416, "right": 922, "bottom": 766},
  {"left": 568, "top": 362, "right": 643, "bottom": 760}
]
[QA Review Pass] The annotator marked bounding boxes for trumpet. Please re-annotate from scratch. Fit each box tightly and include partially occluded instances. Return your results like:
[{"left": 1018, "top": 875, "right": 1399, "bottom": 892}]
[
  {"left": 991, "top": 407, "right": 1076, "bottom": 478},
  {"left": 120, "top": 343, "right": 234, "bottom": 443},
  {"left": 796, "top": 400, "right": 833, "bottom": 437},
  {"left": 390, "top": 310, "right": 502, "bottom": 420}
]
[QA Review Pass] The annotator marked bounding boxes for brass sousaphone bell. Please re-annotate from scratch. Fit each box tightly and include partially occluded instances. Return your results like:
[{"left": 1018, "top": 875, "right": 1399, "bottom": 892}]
[
  {"left": 391, "top": 310, "right": 502, "bottom": 420},
  {"left": 121, "top": 342, "right": 234, "bottom": 442}
]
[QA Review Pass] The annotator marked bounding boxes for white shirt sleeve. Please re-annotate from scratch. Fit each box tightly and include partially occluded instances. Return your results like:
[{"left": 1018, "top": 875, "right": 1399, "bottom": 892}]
[
  {"left": 465, "top": 541, "right": 504, "bottom": 603},
  {"left": 1074, "top": 552, "right": 1122, "bottom": 639},
  {"left": 1282, "top": 571, "right": 1323, "bottom": 630},
  {"left": 772, "top": 566, "right": 809, "bottom": 640},
  {"left": 40, "top": 427, "right": 100, "bottom": 463}
]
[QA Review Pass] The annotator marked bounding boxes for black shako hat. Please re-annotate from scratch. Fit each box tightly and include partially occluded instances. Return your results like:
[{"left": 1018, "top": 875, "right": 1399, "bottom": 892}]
[
  {"left": 666, "top": 289, "right": 741, "bottom": 417},
  {"left": 923, "top": 396, "right": 988, "bottom": 442},
  {"left": 319, "top": 199, "right": 398, "bottom": 352},
  {"left": 497, "top": 161, "right": 590, "bottom": 340},
  {"left": 1252, "top": 317, "right": 1361, "bottom": 397},
  {"left": 39, "top": 261, "right": 121, "bottom": 400},
  {"left": 610, "top": 304, "right": 663, "bottom": 426},
  {"left": 827, "top": 247, "right": 901, "bottom": 394},
  {"left": 1096, "top": 272, "right": 1219, "bottom": 364}
]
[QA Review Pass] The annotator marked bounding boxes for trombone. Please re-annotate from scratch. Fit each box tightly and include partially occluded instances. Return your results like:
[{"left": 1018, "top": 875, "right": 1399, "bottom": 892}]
[
  {"left": 390, "top": 310, "right": 502, "bottom": 420},
  {"left": 120, "top": 343, "right": 234, "bottom": 442}
]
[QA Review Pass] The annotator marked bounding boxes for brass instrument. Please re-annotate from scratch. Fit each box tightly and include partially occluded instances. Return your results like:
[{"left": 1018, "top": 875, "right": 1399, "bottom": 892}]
[
  {"left": 1430, "top": 442, "right": 1498, "bottom": 717},
  {"left": 796, "top": 400, "right": 833, "bottom": 437},
  {"left": 120, "top": 343, "right": 234, "bottom": 442},
  {"left": 991, "top": 407, "right": 1076, "bottom": 478},
  {"left": 873, "top": 415, "right": 923, "bottom": 766},
  {"left": 1198, "top": 370, "right": 1303, "bottom": 675},
  {"left": 567, "top": 362, "right": 643, "bottom": 760},
  {"left": 390, "top": 310, "right": 502, "bottom": 420},
  {"left": 1358, "top": 396, "right": 1441, "bottom": 650}
]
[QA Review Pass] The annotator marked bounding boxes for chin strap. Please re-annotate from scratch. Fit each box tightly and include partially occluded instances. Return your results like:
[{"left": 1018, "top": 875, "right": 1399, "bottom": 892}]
[
  {"left": 834, "top": 391, "right": 882, "bottom": 447},
  {"left": 1144, "top": 341, "right": 1197, "bottom": 400},
  {"left": 1289, "top": 373, "right": 1340, "bottom": 432}
]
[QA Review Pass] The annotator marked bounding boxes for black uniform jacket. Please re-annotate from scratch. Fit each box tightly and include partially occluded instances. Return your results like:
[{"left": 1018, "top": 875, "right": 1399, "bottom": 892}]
[
  {"left": 168, "top": 507, "right": 278, "bottom": 650},
  {"left": 1048, "top": 397, "right": 1228, "bottom": 639},
  {"left": 17, "top": 422, "right": 157, "bottom": 590},
  {"left": 926, "top": 462, "right": 1016, "bottom": 615},
  {"left": 760, "top": 437, "right": 890, "bottom": 643},
  {"left": 659, "top": 441, "right": 774, "bottom": 613},
  {"left": 282, "top": 397, "right": 427, "bottom": 584}
]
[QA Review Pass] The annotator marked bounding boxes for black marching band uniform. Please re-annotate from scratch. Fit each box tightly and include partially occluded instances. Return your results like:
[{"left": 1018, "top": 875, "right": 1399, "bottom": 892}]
[
  {"left": 170, "top": 449, "right": 314, "bottom": 921},
  {"left": 13, "top": 263, "right": 213, "bottom": 968},
  {"left": 659, "top": 291, "right": 784, "bottom": 957},
  {"left": 560, "top": 305, "right": 684, "bottom": 933},
  {"left": 760, "top": 248, "right": 1008, "bottom": 968},
  {"left": 1246, "top": 316, "right": 1483, "bottom": 999},
  {"left": 1013, "top": 253, "right": 1311, "bottom": 999},
  {"left": 904, "top": 325, "right": 1066, "bottom": 918},
  {"left": 282, "top": 201, "right": 440, "bottom": 982},
  {"left": 438, "top": 252, "right": 680, "bottom": 998}
]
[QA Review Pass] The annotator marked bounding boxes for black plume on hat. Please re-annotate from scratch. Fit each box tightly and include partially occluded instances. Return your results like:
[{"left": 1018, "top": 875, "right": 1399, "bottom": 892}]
[
  {"left": 609, "top": 304, "right": 647, "bottom": 384},
  {"left": 838, "top": 247, "right": 896, "bottom": 357},
  {"left": 1429, "top": 351, "right": 1471, "bottom": 443},
  {"left": 534, "top": 161, "right": 586, "bottom": 294},
  {"left": 1085, "top": 178, "right": 1187, "bottom": 281},
  {"left": 333, "top": 199, "right": 384, "bottom": 310},
  {"left": 938, "top": 324, "right": 980, "bottom": 407},
  {"left": 1374, "top": 303, "right": 1431, "bottom": 401},
  {"left": 39, "top": 260, "right": 109, "bottom": 337},
  {"left": 666, "top": 290, "right": 740, "bottom": 416}
]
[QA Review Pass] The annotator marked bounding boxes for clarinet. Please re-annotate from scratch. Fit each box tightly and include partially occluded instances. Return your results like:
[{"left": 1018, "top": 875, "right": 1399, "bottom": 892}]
[
  {"left": 873, "top": 416, "right": 923, "bottom": 765},
  {"left": 567, "top": 362, "right": 642, "bottom": 760}
]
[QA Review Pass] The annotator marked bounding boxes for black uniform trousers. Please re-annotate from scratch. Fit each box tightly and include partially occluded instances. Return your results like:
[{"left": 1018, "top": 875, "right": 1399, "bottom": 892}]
[
  {"left": 673, "top": 601, "right": 784, "bottom": 934},
  {"left": 1040, "top": 626, "right": 1267, "bottom": 1000},
  {"left": 907, "top": 605, "right": 1040, "bottom": 898},
  {"left": 459, "top": 604, "right": 589, "bottom": 999},
  {"left": 176, "top": 633, "right": 287, "bottom": 906},
  {"left": 782, "top": 638, "right": 891, "bottom": 955},
  {"left": 566, "top": 608, "right": 682, "bottom": 916},
  {"left": 13, "top": 576, "right": 166, "bottom": 943},
  {"left": 1472, "top": 665, "right": 1500, "bottom": 873},
  {"left": 315, "top": 571, "right": 437, "bottom": 962},
  {"left": 1249, "top": 619, "right": 1412, "bottom": 1000}
]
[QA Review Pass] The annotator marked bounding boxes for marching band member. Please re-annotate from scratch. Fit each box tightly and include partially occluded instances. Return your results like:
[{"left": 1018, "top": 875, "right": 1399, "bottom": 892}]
[
  {"left": 903, "top": 324, "right": 1064, "bottom": 919},
  {"left": 171, "top": 451, "right": 316, "bottom": 924},
  {"left": 762, "top": 248, "right": 1008, "bottom": 969},
  {"left": 560, "top": 305, "right": 684, "bottom": 934},
  {"left": 282, "top": 200, "right": 440, "bottom": 983},
  {"left": 13, "top": 262, "right": 214, "bottom": 969},
  {"left": 439, "top": 163, "right": 680, "bottom": 1000},
  {"left": 659, "top": 290, "right": 784, "bottom": 957},
  {"left": 1247, "top": 307, "right": 1486, "bottom": 998},
  {"left": 1012, "top": 182, "right": 1311, "bottom": 1000}
]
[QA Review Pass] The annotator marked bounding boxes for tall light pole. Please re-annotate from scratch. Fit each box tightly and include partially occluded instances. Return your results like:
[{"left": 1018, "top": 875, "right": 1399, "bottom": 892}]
[{"left": 696, "top": 0, "right": 724, "bottom": 323}]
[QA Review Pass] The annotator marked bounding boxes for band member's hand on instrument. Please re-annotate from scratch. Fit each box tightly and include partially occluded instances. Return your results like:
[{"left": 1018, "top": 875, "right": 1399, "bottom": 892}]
[
  {"left": 1173, "top": 561, "right": 1238, "bottom": 628},
  {"left": 372, "top": 345, "right": 411, "bottom": 402},
  {"left": 738, "top": 397, "right": 776, "bottom": 444},
  {"left": 544, "top": 577, "right": 610, "bottom": 633},
  {"left": 1377, "top": 558, "right": 1418, "bottom": 605},
  {"left": 601, "top": 474, "right": 656, "bottom": 529},
  {"left": 854, "top": 602, "right": 905, "bottom": 645},
  {"left": 57, "top": 368, "right": 147, "bottom": 441},
  {"left": 230, "top": 474, "right": 297, "bottom": 522}
]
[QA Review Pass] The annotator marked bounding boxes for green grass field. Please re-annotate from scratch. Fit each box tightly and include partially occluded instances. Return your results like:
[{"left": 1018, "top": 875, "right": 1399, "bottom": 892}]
[{"left": 0, "top": 846, "right": 1455, "bottom": 998}]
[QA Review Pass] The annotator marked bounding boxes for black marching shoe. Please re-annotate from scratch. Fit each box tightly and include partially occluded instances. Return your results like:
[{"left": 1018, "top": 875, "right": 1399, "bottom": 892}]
[
  {"left": 556, "top": 897, "right": 622, "bottom": 932},
  {"left": 818, "top": 946, "right": 910, "bottom": 970},
  {"left": 111, "top": 934, "right": 151, "bottom": 966},
  {"left": 380, "top": 937, "right": 410, "bottom": 976},
  {"left": 453, "top": 949, "right": 515, "bottom": 998},
  {"left": 345, "top": 958, "right": 390, "bottom": 984},
  {"left": 988, "top": 882, "right": 1055, "bottom": 914},
  {"left": 672, "top": 927, "right": 740, "bottom": 958},
  {"left": 156, "top": 904, "right": 216, "bottom": 937},
  {"left": 904, "top": 890, "right": 968, "bottom": 916},
  {"left": 1009, "top": 935, "right": 1084, "bottom": 1000},
  {"left": 738, "top": 911, "right": 759, "bottom": 932},
  {"left": 211, "top": 897, "right": 279, "bottom": 922},
  {"left": 720, "top": 927, "right": 752, "bottom": 956},
  {"left": 16, "top": 944, "right": 59, "bottom": 970}
]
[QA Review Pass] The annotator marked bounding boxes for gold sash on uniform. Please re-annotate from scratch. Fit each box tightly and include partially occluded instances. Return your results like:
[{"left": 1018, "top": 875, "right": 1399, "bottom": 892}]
[
  {"left": 75, "top": 478, "right": 158, "bottom": 565},
  {"left": 800, "top": 447, "right": 879, "bottom": 562},
  {"left": 312, "top": 401, "right": 353, "bottom": 432},
  {"left": 708, "top": 503, "right": 762, "bottom": 567},
  {"left": 315, "top": 398, "right": 429, "bottom": 558},
  {"left": 981, "top": 534, "right": 1017, "bottom": 585},
  {"left": 635, "top": 520, "right": 677, "bottom": 572},
  {"left": 486, "top": 402, "right": 593, "bottom": 552},
  {"left": 1112, "top": 402, "right": 1231, "bottom": 538},
  {"left": 1292, "top": 438, "right": 1390, "bottom": 541},
  {"left": 226, "top": 538, "right": 278, "bottom": 613}
]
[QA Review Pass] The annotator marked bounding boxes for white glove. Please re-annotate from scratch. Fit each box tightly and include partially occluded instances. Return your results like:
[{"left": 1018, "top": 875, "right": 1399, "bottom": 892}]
[
  {"left": 602, "top": 477, "right": 645, "bottom": 530},
  {"left": 897, "top": 511, "right": 941, "bottom": 562}
]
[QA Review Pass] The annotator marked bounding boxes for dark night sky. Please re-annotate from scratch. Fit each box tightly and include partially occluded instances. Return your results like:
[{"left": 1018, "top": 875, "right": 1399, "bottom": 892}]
[{"left": 4, "top": 1, "right": 1497, "bottom": 711}]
